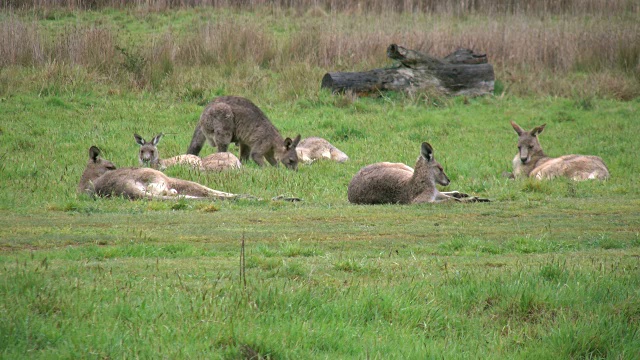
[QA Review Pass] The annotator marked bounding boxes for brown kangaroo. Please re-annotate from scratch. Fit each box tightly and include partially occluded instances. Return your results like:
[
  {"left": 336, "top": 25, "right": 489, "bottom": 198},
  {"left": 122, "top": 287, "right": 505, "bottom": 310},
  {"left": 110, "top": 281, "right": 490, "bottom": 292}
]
[
  {"left": 135, "top": 133, "right": 241, "bottom": 171},
  {"left": 187, "top": 96, "right": 301, "bottom": 170},
  {"left": 347, "top": 142, "right": 489, "bottom": 204},
  {"left": 296, "top": 137, "right": 349, "bottom": 164},
  {"left": 78, "top": 146, "right": 238, "bottom": 200},
  {"left": 510, "top": 121, "right": 609, "bottom": 180}
]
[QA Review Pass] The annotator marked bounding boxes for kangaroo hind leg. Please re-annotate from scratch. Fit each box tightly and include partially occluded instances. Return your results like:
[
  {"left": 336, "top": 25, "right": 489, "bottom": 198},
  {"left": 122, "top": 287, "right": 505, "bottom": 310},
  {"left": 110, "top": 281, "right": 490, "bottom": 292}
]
[{"left": 170, "top": 179, "right": 236, "bottom": 199}]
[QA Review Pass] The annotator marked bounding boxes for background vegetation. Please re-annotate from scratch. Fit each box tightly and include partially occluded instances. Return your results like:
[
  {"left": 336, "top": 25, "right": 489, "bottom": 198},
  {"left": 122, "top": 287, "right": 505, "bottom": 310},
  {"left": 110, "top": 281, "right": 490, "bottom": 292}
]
[
  {"left": 1, "top": 0, "right": 639, "bottom": 100},
  {"left": 0, "top": 1, "right": 639, "bottom": 359}
]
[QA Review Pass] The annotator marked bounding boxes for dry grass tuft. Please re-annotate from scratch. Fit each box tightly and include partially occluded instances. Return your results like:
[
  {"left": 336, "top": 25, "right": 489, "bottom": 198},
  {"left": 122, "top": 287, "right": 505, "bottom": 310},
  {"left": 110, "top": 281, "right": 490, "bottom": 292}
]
[
  {"left": 179, "top": 19, "right": 276, "bottom": 68},
  {"left": 0, "top": 18, "right": 44, "bottom": 67}
]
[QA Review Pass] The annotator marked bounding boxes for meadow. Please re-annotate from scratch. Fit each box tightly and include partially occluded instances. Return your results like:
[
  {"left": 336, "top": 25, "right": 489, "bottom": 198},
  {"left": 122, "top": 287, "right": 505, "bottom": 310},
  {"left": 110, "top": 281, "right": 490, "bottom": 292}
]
[{"left": 1, "top": 2, "right": 639, "bottom": 359}]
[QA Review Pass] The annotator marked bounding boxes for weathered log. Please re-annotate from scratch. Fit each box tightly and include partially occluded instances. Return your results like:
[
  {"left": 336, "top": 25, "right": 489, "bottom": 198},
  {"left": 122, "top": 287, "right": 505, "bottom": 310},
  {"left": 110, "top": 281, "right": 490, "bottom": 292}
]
[{"left": 321, "top": 44, "right": 495, "bottom": 96}]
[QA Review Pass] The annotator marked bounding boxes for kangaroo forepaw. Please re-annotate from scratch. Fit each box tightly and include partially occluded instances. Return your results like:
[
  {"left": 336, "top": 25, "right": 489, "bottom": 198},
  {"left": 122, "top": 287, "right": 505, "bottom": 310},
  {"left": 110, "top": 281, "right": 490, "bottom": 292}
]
[
  {"left": 271, "top": 195, "right": 303, "bottom": 202},
  {"left": 458, "top": 196, "right": 491, "bottom": 203},
  {"left": 444, "top": 191, "right": 470, "bottom": 199}
]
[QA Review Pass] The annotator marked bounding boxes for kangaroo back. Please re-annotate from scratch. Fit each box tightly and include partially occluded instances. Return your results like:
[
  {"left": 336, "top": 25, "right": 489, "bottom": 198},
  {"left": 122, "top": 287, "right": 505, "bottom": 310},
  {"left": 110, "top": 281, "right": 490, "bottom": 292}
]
[
  {"left": 297, "top": 137, "right": 349, "bottom": 163},
  {"left": 531, "top": 155, "right": 609, "bottom": 180},
  {"left": 201, "top": 152, "right": 242, "bottom": 171}
]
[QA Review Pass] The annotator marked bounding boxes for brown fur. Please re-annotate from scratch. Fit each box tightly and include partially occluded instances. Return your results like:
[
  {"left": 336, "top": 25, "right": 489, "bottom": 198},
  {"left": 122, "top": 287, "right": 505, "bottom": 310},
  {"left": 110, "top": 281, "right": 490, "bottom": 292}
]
[
  {"left": 78, "top": 146, "right": 237, "bottom": 200},
  {"left": 510, "top": 121, "right": 610, "bottom": 180},
  {"left": 296, "top": 137, "right": 349, "bottom": 163},
  {"left": 348, "top": 142, "right": 488, "bottom": 204},
  {"left": 187, "top": 96, "right": 301, "bottom": 170},
  {"left": 135, "top": 133, "right": 241, "bottom": 171},
  {"left": 134, "top": 133, "right": 162, "bottom": 169}
]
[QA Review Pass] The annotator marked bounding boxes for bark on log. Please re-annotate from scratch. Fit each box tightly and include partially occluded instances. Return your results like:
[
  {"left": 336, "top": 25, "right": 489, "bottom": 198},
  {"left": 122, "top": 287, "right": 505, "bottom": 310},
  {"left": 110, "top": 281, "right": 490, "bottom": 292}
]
[{"left": 321, "top": 44, "right": 495, "bottom": 97}]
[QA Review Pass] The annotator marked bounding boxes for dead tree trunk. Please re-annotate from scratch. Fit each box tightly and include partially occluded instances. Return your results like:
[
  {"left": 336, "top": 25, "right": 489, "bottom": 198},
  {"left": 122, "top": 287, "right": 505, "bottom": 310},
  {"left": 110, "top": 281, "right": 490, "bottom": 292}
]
[{"left": 321, "top": 44, "right": 495, "bottom": 97}]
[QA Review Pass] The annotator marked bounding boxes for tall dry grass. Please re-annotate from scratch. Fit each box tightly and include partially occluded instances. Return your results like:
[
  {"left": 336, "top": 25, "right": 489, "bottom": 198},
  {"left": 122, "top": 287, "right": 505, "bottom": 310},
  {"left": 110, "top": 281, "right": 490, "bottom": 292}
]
[
  {"left": 0, "top": 9, "right": 638, "bottom": 99},
  {"left": 2, "top": 0, "right": 639, "bottom": 15}
]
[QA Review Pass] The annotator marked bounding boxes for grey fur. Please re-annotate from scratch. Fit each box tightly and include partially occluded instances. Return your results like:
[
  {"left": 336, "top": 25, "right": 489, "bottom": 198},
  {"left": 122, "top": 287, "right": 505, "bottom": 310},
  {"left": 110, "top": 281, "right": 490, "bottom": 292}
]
[
  {"left": 187, "top": 96, "right": 300, "bottom": 170},
  {"left": 134, "top": 133, "right": 163, "bottom": 169}
]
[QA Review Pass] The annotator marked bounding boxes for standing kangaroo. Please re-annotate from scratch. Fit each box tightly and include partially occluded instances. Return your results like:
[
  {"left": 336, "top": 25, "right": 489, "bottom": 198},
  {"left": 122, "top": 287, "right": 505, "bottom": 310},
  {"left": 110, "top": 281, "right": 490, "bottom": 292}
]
[
  {"left": 296, "top": 137, "right": 349, "bottom": 164},
  {"left": 510, "top": 121, "right": 609, "bottom": 180},
  {"left": 135, "top": 133, "right": 241, "bottom": 171},
  {"left": 78, "top": 146, "right": 238, "bottom": 200},
  {"left": 348, "top": 142, "right": 489, "bottom": 204},
  {"left": 187, "top": 96, "right": 301, "bottom": 170}
]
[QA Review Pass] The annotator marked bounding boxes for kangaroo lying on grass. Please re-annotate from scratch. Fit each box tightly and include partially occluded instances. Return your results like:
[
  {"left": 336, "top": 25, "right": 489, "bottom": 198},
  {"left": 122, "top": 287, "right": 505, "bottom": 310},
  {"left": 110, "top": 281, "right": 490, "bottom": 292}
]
[
  {"left": 135, "top": 133, "right": 241, "bottom": 171},
  {"left": 78, "top": 146, "right": 238, "bottom": 200},
  {"left": 296, "top": 137, "right": 349, "bottom": 164},
  {"left": 510, "top": 121, "right": 610, "bottom": 180},
  {"left": 348, "top": 142, "right": 490, "bottom": 204},
  {"left": 187, "top": 96, "right": 301, "bottom": 170}
]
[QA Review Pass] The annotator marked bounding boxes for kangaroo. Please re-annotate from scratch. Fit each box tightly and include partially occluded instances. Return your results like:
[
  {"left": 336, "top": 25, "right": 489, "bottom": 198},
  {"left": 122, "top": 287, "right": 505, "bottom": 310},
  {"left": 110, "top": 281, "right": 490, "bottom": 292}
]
[
  {"left": 510, "top": 121, "right": 610, "bottom": 180},
  {"left": 78, "top": 146, "right": 238, "bottom": 200},
  {"left": 187, "top": 96, "right": 301, "bottom": 170},
  {"left": 135, "top": 133, "right": 241, "bottom": 171},
  {"left": 347, "top": 142, "right": 489, "bottom": 204},
  {"left": 296, "top": 137, "right": 349, "bottom": 164}
]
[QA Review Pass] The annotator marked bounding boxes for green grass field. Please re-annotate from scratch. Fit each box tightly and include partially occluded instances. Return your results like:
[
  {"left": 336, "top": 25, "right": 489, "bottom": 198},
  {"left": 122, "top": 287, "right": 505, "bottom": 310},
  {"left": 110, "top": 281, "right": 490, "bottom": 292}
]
[{"left": 1, "top": 5, "right": 640, "bottom": 359}]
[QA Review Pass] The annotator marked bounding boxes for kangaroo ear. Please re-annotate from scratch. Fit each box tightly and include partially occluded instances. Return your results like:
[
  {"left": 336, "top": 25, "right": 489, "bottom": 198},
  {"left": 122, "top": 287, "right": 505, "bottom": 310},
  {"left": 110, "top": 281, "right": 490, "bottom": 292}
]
[
  {"left": 292, "top": 134, "right": 301, "bottom": 148},
  {"left": 284, "top": 137, "right": 293, "bottom": 150},
  {"left": 510, "top": 121, "right": 525, "bottom": 135},
  {"left": 152, "top": 133, "right": 163, "bottom": 146},
  {"left": 134, "top": 134, "right": 145, "bottom": 146},
  {"left": 421, "top": 142, "right": 434, "bottom": 161},
  {"left": 531, "top": 124, "right": 546, "bottom": 136},
  {"left": 89, "top": 146, "right": 101, "bottom": 162}
]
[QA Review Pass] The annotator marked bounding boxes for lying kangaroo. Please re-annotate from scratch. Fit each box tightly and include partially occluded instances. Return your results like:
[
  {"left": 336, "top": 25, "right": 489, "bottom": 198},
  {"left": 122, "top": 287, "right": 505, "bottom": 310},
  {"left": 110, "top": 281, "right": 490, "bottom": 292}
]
[
  {"left": 187, "top": 96, "right": 301, "bottom": 170},
  {"left": 296, "top": 137, "right": 349, "bottom": 164},
  {"left": 135, "top": 133, "right": 241, "bottom": 171},
  {"left": 510, "top": 121, "right": 609, "bottom": 180},
  {"left": 78, "top": 146, "right": 238, "bottom": 200},
  {"left": 348, "top": 142, "right": 489, "bottom": 204}
]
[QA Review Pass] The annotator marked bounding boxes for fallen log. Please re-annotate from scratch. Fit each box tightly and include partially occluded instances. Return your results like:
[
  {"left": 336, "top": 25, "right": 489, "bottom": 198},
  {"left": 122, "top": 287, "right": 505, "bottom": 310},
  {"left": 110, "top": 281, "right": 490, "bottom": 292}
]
[{"left": 321, "top": 44, "right": 495, "bottom": 96}]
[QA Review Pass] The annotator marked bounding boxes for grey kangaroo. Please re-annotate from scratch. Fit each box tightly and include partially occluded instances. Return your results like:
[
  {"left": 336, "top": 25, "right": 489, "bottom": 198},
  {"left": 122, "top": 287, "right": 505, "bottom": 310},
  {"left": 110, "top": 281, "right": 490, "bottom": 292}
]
[
  {"left": 348, "top": 142, "right": 489, "bottom": 204},
  {"left": 510, "top": 121, "right": 609, "bottom": 180},
  {"left": 78, "top": 146, "right": 238, "bottom": 200},
  {"left": 187, "top": 96, "right": 301, "bottom": 170}
]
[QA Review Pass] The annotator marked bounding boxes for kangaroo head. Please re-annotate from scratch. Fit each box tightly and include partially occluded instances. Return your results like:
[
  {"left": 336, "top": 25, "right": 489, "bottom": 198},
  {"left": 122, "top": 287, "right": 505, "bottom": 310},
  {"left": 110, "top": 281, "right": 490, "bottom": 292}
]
[
  {"left": 78, "top": 146, "right": 117, "bottom": 194},
  {"left": 417, "top": 142, "right": 450, "bottom": 186},
  {"left": 88, "top": 145, "right": 116, "bottom": 175},
  {"left": 511, "top": 121, "right": 545, "bottom": 164},
  {"left": 280, "top": 134, "right": 301, "bottom": 171},
  {"left": 134, "top": 133, "right": 163, "bottom": 168}
]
